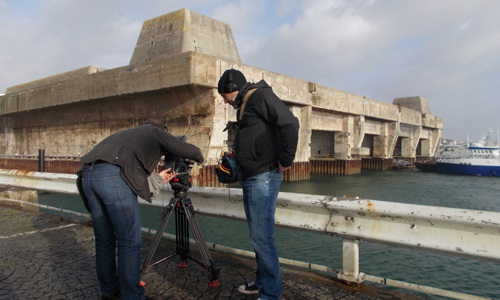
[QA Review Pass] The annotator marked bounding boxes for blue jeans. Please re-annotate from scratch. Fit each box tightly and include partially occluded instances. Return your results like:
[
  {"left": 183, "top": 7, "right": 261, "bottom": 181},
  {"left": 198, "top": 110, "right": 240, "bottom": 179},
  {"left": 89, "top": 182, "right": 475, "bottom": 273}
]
[
  {"left": 81, "top": 164, "right": 144, "bottom": 300},
  {"left": 242, "top": 170, "right": 283, "bottom": 300}
]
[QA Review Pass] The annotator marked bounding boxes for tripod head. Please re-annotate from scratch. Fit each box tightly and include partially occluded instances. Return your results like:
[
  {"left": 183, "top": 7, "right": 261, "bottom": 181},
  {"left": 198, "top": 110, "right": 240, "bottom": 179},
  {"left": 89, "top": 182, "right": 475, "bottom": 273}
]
[
  {"left": 163, "top": 156, "right": 194, "bottom": 195},
  {"left": 169, "top": 168, "right": 192, "bottom": 195}
]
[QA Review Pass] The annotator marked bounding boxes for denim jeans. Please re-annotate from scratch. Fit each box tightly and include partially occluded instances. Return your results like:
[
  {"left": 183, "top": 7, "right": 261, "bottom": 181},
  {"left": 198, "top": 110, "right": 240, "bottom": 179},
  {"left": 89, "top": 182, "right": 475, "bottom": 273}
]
[
  {"left": 242, "top": 170, "right": 283, "bottom": 300},
  {"left": 81, "top": 164, "right": 144, "bottom": 300}
]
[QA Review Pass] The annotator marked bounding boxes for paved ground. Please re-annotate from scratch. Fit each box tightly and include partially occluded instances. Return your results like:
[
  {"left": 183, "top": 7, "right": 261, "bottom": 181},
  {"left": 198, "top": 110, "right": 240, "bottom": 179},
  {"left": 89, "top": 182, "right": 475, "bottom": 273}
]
[{"left": 0, "top": 204, "right": 424, "bottom": 300}]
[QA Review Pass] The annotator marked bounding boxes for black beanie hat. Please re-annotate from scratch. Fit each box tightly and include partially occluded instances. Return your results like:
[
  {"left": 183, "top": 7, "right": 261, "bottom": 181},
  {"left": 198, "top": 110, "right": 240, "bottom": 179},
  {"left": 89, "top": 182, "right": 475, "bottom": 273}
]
[{"left": 217, "top": 69, "right": 247, "bottom": 94}]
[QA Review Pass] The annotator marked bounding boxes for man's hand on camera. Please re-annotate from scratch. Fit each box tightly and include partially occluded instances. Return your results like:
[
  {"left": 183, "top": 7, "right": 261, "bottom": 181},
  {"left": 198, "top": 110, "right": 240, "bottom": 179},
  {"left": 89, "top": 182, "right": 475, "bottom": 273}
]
[{"left": 159, "top": 168, "right": 177, "bottom": 183}]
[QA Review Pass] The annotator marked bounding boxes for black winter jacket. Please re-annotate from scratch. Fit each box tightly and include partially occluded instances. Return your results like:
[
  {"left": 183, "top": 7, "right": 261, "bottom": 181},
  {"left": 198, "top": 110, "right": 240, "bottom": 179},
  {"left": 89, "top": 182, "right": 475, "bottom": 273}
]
[
  {"left": 80, "top": 124, "right": 204, "bottom": 201},
  {"left": 234, "top": 80, "right": 299, "bottom": 179}
]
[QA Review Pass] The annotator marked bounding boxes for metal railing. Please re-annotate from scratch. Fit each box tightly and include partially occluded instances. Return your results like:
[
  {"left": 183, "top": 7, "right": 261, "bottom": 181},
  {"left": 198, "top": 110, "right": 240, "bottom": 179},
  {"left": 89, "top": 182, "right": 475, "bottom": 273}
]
[{"left": 0, "top": 169, "right": 497, "bottom": 300}]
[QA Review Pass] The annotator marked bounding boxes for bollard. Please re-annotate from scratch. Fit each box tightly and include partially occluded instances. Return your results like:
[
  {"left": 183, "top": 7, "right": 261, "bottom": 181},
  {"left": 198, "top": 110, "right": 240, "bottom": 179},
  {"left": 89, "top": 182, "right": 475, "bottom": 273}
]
[{"left": 38, "top": 149, "right": 45, "bottom": 172}]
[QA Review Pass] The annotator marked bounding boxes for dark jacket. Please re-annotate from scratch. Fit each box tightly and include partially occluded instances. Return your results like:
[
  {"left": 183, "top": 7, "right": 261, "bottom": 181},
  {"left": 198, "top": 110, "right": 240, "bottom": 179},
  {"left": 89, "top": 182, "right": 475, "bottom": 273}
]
[
  {"left": 234, "top": 80, "right": 299, "bottom": 179},
  {"left": 80, "top": 124, "right": 204, "bottom": 201}
]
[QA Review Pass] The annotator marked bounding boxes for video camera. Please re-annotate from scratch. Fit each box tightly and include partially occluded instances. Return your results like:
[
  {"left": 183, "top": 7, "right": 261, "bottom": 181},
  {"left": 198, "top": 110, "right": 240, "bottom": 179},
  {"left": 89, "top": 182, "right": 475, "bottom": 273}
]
[{"left": 163, "top": 135, "right": 195, "bottom": 192}]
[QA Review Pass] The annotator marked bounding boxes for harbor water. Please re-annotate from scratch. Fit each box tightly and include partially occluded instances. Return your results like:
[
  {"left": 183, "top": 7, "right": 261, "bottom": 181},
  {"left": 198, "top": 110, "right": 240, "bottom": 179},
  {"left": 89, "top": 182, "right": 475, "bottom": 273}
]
[{"left": 39, "top": 169, "right": 500, "bottom": 299}]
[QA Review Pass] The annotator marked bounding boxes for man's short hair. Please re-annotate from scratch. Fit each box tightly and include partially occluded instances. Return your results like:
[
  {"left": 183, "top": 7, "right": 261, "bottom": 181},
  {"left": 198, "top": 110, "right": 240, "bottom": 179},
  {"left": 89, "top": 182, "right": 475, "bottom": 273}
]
[{"left": 144, "top": 119, "right": 168, "bottom": 131}]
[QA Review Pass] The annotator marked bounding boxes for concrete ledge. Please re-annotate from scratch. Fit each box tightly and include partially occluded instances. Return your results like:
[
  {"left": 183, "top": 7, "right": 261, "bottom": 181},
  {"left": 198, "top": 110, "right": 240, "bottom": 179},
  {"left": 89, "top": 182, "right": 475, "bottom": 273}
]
[{"left": 5, "top": 66, "right": 107, "bottom": 94}]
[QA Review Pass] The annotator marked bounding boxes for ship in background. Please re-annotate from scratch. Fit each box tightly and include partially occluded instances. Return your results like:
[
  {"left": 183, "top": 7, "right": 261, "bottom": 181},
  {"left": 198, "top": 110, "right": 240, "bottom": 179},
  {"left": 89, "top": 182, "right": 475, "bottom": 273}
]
[{"left": 435, "top": 130, "right": 500, "bottom": 176}]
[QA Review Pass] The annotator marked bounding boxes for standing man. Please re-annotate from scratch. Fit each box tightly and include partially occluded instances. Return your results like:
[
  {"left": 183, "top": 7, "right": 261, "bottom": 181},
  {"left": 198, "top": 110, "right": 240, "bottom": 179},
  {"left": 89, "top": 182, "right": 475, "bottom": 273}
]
[
  {"left": 217, "top": 69, "right": 299, "bottom": 300},
  {"left": 78, "top": 119, "right": 204, "bottom": 300}
]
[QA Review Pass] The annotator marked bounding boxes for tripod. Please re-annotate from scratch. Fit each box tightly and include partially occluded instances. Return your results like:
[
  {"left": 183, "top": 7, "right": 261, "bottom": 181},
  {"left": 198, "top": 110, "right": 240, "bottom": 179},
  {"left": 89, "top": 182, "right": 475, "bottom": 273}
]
[{"left": 141, "top": 186, "right": 220, "bottom": 287}]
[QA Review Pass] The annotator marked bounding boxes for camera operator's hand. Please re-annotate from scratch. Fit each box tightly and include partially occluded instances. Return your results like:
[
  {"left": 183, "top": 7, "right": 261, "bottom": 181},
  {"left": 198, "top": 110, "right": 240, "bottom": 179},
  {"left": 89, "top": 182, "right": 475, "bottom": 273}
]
[{"left": 159, "top": 168, "right": 177, "bottom": 183}]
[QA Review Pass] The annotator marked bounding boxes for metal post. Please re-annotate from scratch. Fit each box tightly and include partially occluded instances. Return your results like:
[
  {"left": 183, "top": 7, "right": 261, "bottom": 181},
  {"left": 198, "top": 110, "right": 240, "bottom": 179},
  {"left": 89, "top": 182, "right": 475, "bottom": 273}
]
[
  {"left": 38, "top": 149, "right": 45, "bottom": 172},
  {"left": 337, "top": 238, "right": 364, "bottom": 283}
]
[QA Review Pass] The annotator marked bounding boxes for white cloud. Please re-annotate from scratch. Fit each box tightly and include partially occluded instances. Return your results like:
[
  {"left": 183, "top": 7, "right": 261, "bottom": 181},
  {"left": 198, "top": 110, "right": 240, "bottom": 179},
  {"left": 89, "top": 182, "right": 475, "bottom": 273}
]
[
  {"left": 236, "top": 0, "right": 500, "bottom": 139},
  {"left": 1, "top": 0, "right": 499, "bottom": 140}
]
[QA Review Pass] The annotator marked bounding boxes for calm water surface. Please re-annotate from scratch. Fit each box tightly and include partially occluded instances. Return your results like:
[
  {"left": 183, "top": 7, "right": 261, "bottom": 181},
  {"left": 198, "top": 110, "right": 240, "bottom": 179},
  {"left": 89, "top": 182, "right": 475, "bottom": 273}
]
[
  {"left": 40, "top": 170, "right": 500, "bottom": 299},
  {"left": 279, "top": 170, "right": 500, "bottom": 299}
]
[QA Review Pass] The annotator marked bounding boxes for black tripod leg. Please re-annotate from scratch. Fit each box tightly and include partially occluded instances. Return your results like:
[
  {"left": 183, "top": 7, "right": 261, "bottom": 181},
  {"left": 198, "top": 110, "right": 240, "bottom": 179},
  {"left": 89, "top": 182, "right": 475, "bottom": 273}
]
[
  {"left": 141, "top": 198, "right": 176, "bottom": 275},
  {"left": 176, "top": 204, "right": 189, "bottom": 268},
  {"left": 182, "top": 200, "right": 220, "bottom": 286}
]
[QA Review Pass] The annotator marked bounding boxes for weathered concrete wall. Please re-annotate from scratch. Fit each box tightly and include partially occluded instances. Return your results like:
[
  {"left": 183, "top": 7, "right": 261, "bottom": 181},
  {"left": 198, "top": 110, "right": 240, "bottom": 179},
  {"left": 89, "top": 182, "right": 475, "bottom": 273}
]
[
  {"left": 5, "top": 66, "right": 107, "bottom": 95},
  {"left": 130, "top": 8, "right": 241, "bottom": 65},
  {"left": 393, "top": 96, "right": 431, "bottom": 115},
  {"left": 0, "top": 82, "right": 214, "bottom": 158},
  {"left": 0, "top": 8, "right": 444, "bottom": 178}
]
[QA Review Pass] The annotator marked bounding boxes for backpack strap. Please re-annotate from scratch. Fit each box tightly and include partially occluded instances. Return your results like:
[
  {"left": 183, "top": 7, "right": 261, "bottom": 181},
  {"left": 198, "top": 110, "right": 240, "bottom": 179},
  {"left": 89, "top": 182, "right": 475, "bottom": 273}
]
[{"left": 239, "top": 88, "right": 257, "bottom": 119}]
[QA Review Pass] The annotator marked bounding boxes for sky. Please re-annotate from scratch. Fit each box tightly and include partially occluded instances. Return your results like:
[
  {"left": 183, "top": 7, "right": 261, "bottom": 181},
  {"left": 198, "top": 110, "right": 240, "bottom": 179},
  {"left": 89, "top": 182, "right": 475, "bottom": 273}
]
[{"left": 0, "top": 0, "right": 499, "bottom": 141}]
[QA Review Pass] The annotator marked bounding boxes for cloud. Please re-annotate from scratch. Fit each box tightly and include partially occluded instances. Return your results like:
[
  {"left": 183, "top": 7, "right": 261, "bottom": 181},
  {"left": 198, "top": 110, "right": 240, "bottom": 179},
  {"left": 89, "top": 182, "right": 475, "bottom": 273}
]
[
  {"left": 0, "top": 0, "right": 225, "bottom": 90},
  {"left": 0, "top": 0, "right": 140, "bottom": 89},
  {"left": 239, "top": 0, "right": 500, "bottom": 139},
  {"left": 1, "top": 0, "right": 498, "bottom": 140}
]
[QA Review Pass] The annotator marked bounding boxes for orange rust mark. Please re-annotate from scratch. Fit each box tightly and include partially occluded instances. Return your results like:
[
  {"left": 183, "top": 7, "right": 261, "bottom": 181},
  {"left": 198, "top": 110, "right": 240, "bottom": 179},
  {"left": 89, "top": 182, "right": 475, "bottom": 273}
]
[
  {"left": 366, "top": 201, "right": 374, "bottom": 211},
  {"left": 12, "top": 170, "right": 36, "bottom": 176}
]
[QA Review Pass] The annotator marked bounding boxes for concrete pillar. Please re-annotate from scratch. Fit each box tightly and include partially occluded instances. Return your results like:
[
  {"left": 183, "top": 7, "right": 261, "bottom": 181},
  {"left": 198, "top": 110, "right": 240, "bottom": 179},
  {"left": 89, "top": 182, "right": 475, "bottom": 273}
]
[
  {"left": 373, "top": 121, "right": 399, "bottom": 158},
  {"left": 420, "top": 139, "right": 431, "bottom": 157},
  {"left": 429, "top": 129, "right": 442, "bottom": 157},
  {"left": 373, "top": 135, "right": 388, "bottom": 158},
  {"left": 335, "top": 115, "right": 355, "bottom": 160},
  {"left": 334, "top": 132, "right": 349, "bottom": 160},
  {"left": 401, "top": 126, "right": 421, "bottom": 157},
  {"left": 352, "top": 115, "right": 365, "bottom": 150},
  {"left": 401, "top": 137, "right": 412, "bottom": 157},
  {"left": 291, "top": 106, "right": 311, "bottom": 162},
  {"left": 414, "top": 127, "right": 422, "bottom": 157},
  {"left": 388, "top": 121, "right": 400, "bottom": 158}
]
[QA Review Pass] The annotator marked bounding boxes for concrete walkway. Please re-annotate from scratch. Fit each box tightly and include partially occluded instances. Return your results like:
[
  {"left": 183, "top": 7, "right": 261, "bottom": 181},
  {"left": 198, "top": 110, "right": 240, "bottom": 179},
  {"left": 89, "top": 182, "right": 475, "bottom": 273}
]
[{"left": 0, "top": 204, "right": 423, "bottom": 300}]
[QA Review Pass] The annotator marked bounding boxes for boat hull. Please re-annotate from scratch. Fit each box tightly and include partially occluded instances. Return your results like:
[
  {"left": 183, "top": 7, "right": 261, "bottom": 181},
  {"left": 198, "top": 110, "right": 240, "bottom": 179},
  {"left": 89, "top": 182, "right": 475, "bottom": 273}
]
[
  {"left": 414, "top": 161, "right": 437, "bottom": 173},
  {"left": 436, "top": 162, "right": 500, "bottom": 176}
]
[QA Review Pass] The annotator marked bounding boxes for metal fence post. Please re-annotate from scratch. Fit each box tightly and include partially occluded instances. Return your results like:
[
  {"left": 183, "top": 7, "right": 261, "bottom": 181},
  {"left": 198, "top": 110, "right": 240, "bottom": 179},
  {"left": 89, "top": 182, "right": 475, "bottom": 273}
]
[
  {"left": 337, "top": 238, "right": 364, "bottom": 283},
  {"left": 38, "top": 149, "right": 45, "bottom": 172}
]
